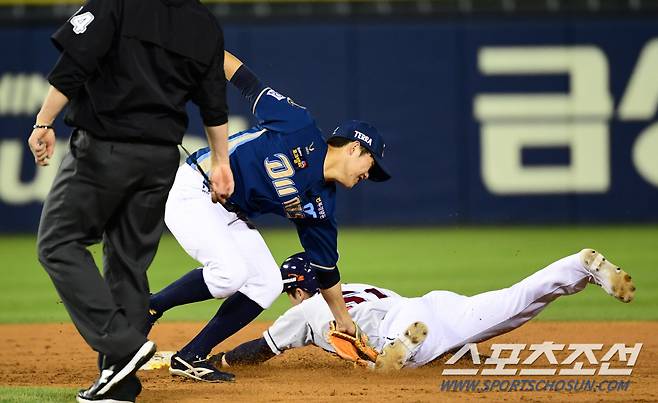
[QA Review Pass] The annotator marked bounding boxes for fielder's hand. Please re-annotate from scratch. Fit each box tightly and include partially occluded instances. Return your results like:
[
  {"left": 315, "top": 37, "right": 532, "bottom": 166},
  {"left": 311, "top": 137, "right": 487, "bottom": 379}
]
[
  {"left": 327, "top": 320, "right": 378, "bottom": 366},
  {"left": 333, "top": 320, "right": 356, "bottom": 336},
  {"left": 28, "top": 126, "right": 56, "bottom": 166},
  {"left": 210, "top": 161, "right": 234, "bottom": 204}
]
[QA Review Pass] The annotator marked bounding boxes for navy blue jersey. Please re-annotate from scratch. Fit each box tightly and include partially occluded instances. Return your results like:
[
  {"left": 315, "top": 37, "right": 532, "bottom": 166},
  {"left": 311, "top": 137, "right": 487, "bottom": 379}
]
[{"left": 186, "top": 86, "right": 338, "bottom": 270}]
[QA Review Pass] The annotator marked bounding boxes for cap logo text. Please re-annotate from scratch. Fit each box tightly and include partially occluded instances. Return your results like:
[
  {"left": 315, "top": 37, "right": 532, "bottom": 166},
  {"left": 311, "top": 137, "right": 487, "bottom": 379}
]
[{"left": 354, "top": 130, "right": 373, "bottom": 146}]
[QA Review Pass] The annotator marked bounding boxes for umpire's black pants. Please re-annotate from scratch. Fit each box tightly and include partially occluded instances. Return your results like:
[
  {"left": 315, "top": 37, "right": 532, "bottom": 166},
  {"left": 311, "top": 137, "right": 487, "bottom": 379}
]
[{"left": 37, "top": 130, "right": 179, "bottom": 363}]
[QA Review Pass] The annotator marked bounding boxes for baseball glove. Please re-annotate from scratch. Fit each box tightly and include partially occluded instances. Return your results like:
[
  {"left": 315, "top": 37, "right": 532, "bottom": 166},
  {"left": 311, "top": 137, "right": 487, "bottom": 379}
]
[{"left": 327, "top": 321, "right": 378, "bottom": 367}]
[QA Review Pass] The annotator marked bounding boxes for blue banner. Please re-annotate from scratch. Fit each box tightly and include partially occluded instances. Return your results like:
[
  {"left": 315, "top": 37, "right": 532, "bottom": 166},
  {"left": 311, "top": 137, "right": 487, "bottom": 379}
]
[{"left": 1, "top": 18, "right": 657, "bottom": 231}]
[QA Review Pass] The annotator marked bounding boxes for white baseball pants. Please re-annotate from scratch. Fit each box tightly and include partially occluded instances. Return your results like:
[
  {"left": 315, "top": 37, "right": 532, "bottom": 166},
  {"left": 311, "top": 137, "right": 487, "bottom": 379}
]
[
  {"left": 164, "top": 164, "right": 283, "bottom": 308},
  {"left": 378, "top": 253, "right": 594, "bottom": 367}
]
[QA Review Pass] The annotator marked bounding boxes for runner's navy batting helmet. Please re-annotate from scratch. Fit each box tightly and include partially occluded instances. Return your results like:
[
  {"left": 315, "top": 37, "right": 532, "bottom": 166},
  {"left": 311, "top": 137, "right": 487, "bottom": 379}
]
[{"left": 280, "top": 252, "right": 320, "bottom": 295}]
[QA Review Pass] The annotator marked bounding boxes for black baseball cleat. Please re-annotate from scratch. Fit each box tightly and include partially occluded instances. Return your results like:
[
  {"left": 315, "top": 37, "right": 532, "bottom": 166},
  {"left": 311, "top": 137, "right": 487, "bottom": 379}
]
[
  {"left": 77, "top": 341, "right": 156, "bottom": 401},
  {"left": 76, "top": 374, "right": 142, "bottom": 403},
  {"left": 169, "top": 352, "right": 235, "bottom": 382}
]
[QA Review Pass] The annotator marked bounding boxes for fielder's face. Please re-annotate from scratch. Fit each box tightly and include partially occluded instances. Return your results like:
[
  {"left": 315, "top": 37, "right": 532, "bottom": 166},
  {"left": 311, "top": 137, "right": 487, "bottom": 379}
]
[{"left": 341, "top": 143, "right": 375, "bottom": 189}]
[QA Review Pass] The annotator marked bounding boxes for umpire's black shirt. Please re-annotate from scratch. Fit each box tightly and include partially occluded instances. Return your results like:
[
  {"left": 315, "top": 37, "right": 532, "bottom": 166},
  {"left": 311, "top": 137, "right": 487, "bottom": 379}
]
[{"left": 47, "top": 0, "right": 227, "bottom": 145}]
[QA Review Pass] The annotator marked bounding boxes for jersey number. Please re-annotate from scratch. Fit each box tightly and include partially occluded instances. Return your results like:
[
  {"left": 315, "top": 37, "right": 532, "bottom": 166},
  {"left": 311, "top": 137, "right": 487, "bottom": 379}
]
[
  {"left": 70, "top": 11, "right": 94, "bottom": 34},
  {"left": 343, "top": 288, "right": 388, "bottom": 306}
]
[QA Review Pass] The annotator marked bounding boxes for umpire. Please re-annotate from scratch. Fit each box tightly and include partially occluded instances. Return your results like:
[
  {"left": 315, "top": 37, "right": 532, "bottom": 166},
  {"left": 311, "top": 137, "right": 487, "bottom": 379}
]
[{"left": 27, "top": 0, "right": 234, "bottom": 401}]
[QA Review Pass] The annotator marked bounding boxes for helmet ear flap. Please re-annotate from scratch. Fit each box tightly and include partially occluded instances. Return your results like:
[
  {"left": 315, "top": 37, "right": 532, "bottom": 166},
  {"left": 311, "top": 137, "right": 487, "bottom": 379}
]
[{"left": 280, "top": 253, "right": 320, "bottom": 295}]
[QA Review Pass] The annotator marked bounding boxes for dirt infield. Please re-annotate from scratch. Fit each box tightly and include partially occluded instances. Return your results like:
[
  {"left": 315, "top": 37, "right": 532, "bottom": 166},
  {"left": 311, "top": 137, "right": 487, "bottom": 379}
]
[{"left": 1, "top": 321, "right": 656, "bottom": 402}]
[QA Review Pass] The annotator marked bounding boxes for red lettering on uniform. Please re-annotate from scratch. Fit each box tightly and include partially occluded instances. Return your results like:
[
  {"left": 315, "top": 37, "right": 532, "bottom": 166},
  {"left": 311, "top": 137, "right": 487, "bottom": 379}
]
[{"left": 342, "top": 287, "right": 389, "bottom": 307}]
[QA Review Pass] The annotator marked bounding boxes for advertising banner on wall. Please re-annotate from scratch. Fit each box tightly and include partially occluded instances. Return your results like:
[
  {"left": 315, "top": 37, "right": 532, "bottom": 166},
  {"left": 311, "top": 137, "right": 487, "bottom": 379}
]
[{"left": 1, "top": 18, "right": 656, "bottom": 231}]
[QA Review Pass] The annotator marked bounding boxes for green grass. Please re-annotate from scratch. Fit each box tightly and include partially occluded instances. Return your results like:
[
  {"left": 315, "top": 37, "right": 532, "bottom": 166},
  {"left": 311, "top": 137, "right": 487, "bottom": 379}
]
[
  {"left": 0, "top": 386, "right": 76, "bottom": 402},
  {"left": 0, "top": 226, "right": 657, "bottom": 323}
]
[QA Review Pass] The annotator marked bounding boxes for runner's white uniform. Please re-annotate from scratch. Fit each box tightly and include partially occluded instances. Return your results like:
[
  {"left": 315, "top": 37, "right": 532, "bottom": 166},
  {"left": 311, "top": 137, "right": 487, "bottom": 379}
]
[
  {"left": 264, "top": 283, "right": 402, "bottom": 357},
  {"left": 264, "top": 253, "right": 597, "bottom": 367}
]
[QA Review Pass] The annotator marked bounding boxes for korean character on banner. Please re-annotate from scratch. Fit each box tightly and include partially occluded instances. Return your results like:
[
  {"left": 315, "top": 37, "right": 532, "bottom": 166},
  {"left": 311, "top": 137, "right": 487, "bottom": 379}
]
[
  {"left": 559, "top": 344, "right": 603, "bottom": 375},
  {"left": 442, "top": 343, "right": 480, "bottom": 375},
  {"left": 481, "top": 344, "right": 526, "bottom": 375},
  {"left": 519, "top": 341, "right": 565, "bottom": 375},
  {"left": 599, "top": 343, "right": 643, "bottom": 375}
]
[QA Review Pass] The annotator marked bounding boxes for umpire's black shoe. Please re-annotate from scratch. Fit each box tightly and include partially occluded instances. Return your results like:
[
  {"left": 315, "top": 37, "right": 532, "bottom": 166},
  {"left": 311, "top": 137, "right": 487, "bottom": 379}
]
[
  {"left": 169, "top": 352, "right": 235, "bottom": 382},
  {"left": 78, "top": 341, "right": 156, "bottom": 400},
  {"left": 76, "top": 374, "right": 142, "bottom": 403}
]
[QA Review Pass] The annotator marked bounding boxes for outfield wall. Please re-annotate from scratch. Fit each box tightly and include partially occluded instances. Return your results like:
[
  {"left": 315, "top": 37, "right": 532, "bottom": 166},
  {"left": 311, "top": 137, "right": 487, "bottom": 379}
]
[{"left": 1, "top": 17, "right": 657, "bottom": 231}]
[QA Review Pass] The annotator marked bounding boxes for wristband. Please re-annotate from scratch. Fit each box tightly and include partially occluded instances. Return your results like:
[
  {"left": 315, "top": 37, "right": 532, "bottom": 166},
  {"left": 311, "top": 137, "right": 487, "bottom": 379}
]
[{"left": 33, "top": 124, "right": 54, "bottom": 130}]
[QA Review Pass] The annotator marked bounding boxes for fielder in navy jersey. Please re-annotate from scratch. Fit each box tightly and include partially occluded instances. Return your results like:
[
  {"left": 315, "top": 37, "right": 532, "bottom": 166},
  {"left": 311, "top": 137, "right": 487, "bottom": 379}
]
[{"left": 148, "top": 51, "right": 391, "bottom": 382}]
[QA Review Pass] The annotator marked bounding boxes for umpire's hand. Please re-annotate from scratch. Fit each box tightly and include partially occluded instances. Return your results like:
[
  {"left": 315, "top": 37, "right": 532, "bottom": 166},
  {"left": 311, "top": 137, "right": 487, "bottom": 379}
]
[
  {"left": 210, "top": 162, "right": 235, "bottom": 204},
  {"left": 28, "top": 126, "right": 56, "bottom": 166}
]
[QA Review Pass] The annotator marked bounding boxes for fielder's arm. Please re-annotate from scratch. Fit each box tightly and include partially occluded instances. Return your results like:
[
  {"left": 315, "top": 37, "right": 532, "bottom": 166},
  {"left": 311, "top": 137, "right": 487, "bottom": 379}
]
[
  {"left": 223, "top": 50, "right": 242, "bottom": 80},
  {"left": 223, "top": 50, "right": 264, "bottom": 106},
  {"left": 320, "top": 284, "right": 356, "bottom": 335},
  {"left": 296, "top": 220, "right": 355, "bottom": 336}
]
